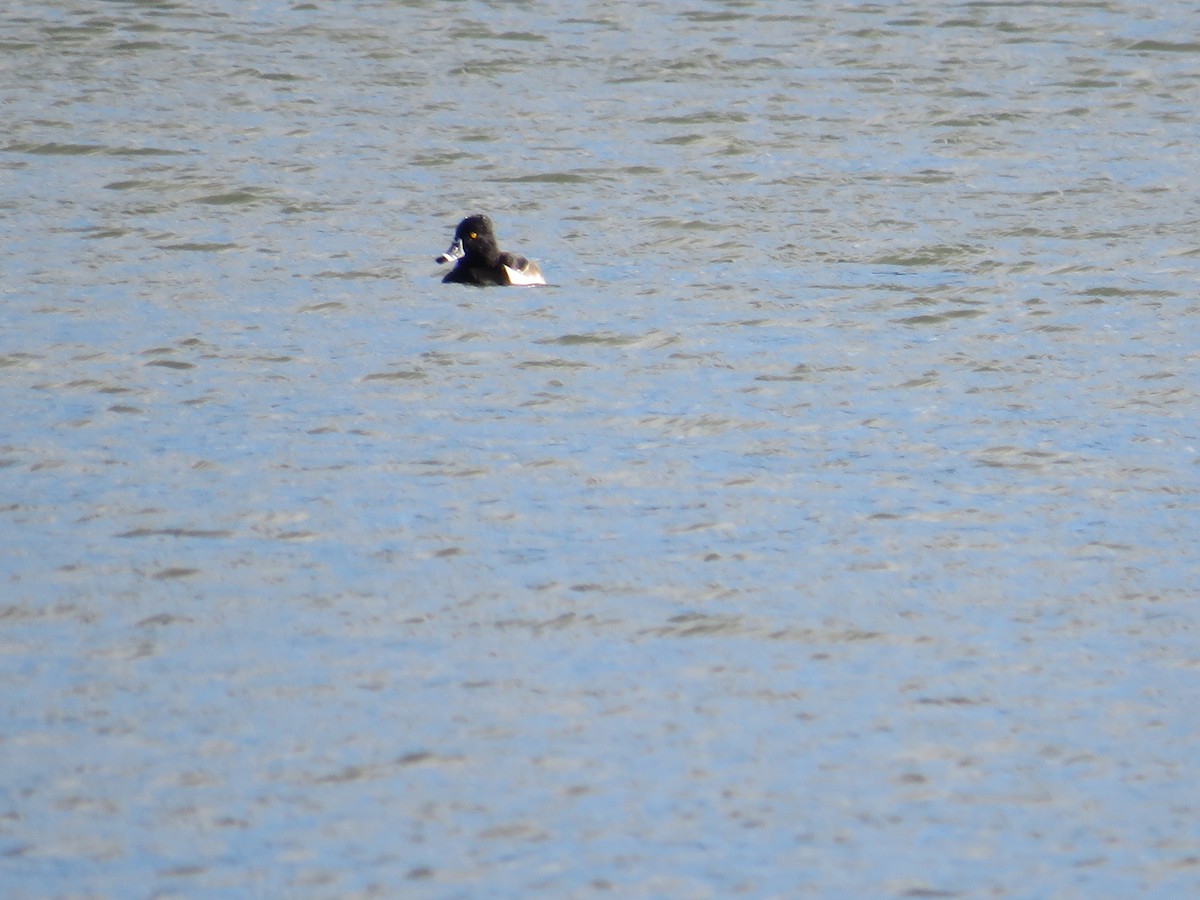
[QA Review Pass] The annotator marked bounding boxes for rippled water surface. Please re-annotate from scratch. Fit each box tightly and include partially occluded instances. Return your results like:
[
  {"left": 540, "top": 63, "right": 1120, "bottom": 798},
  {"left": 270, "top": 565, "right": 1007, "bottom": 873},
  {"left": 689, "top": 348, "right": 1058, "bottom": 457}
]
[{"left": 4, "top": 1, "right": 1200, "bottom": 896}]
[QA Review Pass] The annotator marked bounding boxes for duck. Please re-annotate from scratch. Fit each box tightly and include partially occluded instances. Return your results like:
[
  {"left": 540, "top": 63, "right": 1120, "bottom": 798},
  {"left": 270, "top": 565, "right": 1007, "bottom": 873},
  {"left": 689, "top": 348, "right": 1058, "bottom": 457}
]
[{"left": 435, "top": 214, "right": 546, "bottom": 286}]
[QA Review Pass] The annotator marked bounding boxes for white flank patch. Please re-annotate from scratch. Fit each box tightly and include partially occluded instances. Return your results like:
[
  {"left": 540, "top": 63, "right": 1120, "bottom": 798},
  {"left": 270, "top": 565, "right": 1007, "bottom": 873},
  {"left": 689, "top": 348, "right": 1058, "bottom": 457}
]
[{"left": 504, "top": 264, "right": 546, "bottom": 286}]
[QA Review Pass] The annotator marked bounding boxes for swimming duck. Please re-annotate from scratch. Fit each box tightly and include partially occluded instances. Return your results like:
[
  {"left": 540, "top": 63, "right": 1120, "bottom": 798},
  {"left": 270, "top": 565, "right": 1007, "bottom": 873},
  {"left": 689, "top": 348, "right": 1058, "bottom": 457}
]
[{"left": 435, "top": 214, "right": 546, "bottom": 286}]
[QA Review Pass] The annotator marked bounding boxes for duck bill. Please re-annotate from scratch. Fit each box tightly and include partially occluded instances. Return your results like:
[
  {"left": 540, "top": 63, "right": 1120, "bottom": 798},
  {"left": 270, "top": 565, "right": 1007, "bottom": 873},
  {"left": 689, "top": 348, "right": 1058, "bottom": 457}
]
[{"left": 435, "top": 238, "right": 465, "bottom": 265}]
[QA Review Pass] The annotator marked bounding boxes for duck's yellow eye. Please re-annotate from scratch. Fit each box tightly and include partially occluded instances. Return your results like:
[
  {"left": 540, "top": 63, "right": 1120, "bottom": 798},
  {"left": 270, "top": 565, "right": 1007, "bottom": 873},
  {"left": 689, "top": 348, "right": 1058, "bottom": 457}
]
[{"left": 469, "top": 232, "right": 477, "bottom": 239}]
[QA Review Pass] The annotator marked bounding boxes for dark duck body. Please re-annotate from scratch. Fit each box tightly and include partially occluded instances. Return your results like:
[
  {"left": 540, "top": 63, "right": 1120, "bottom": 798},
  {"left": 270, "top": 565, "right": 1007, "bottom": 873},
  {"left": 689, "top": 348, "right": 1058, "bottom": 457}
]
[{"left": 435, "top": 214, "right": 545, "bottom": 286}]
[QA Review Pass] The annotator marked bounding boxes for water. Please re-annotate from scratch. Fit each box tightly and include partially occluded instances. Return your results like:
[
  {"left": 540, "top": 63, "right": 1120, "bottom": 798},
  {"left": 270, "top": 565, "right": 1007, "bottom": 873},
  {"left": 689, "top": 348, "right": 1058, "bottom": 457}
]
[{"left": 3, "top": 1, "right": 1200, "bottom": 896}]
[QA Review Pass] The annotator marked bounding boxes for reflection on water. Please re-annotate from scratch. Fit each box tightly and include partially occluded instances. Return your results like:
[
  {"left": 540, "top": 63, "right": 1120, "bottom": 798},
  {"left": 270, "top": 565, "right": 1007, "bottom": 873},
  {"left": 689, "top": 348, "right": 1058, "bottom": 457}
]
[{"left": 3, "top": 0, "right": 1200, "bottom": 895}]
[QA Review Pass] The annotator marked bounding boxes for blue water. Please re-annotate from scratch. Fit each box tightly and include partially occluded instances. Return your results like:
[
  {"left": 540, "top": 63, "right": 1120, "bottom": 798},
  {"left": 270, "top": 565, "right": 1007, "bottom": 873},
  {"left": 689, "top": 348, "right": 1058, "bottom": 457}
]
[{"left": 3, "top": 1, "right": 1200, "bottom": 896}]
